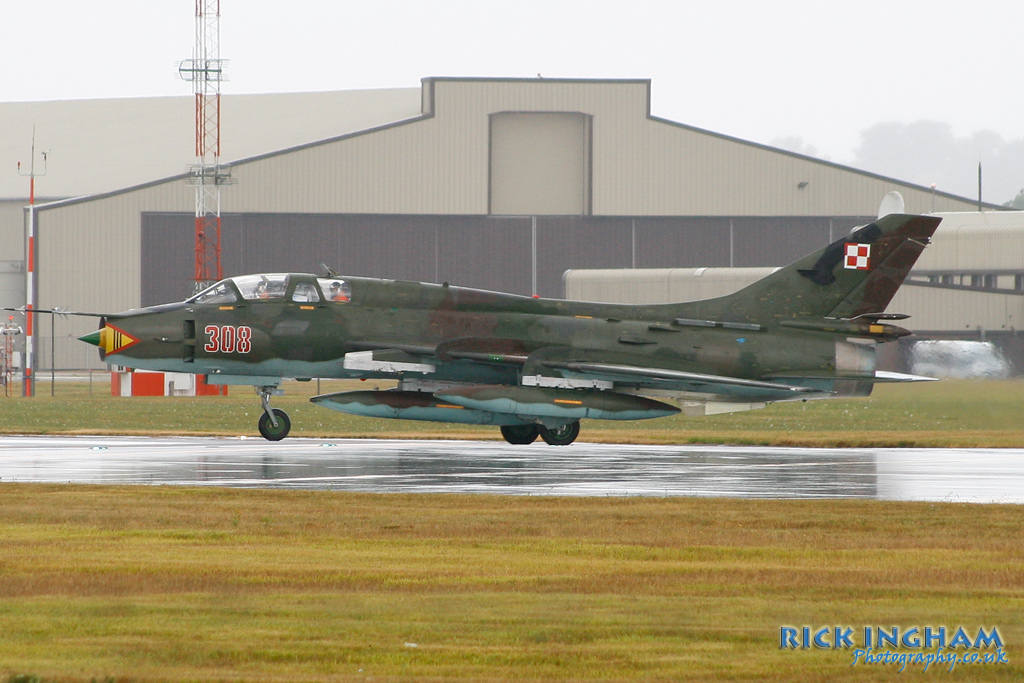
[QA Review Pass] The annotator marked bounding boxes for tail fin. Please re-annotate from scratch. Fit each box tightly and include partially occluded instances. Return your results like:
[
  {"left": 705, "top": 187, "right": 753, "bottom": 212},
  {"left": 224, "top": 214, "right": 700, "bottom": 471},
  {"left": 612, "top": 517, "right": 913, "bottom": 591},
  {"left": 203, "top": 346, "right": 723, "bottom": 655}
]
[{"left": 680, "top": 213, "right": 941, "bottom": 322}]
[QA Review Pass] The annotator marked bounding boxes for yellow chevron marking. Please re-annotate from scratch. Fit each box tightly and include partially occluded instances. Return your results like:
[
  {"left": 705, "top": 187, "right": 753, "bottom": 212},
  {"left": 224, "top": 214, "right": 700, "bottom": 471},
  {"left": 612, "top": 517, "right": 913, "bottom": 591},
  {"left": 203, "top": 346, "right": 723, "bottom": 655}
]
[{"left": 99, "top": 324, "right": 139, "bottom": 355}]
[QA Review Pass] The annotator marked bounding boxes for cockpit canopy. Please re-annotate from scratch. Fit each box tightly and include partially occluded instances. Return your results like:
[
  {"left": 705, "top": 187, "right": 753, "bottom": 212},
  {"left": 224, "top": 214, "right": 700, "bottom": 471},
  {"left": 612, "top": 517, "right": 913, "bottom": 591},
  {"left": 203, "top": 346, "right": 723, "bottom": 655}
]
[
  {"left": 235, "top": 273, "right": 288, "bottom": 301},
  {"left": 188, "top": 274, "right": 352, "bottom": 305}
]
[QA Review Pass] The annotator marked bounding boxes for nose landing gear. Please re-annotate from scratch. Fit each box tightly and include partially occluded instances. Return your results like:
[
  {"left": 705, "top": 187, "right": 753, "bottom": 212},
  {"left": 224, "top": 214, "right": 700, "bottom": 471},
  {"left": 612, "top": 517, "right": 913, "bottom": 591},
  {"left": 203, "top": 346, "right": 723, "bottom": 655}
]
[{"left": 257, "top": 385, "right": 291, "bottom": 441}]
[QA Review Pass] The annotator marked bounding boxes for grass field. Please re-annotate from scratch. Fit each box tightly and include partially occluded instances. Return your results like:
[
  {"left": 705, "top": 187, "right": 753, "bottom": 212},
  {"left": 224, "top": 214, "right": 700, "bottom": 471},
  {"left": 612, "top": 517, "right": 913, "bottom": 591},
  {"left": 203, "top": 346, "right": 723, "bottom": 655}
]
[
  {"left": 2, "top": 376, "right": 1023, "bottom": 447},
  {"left": 0, "top": 487, "right": 1021, "bottom": 682},
  {"left": 2, "top": 378, "right": 1022, "bottom": 680}
]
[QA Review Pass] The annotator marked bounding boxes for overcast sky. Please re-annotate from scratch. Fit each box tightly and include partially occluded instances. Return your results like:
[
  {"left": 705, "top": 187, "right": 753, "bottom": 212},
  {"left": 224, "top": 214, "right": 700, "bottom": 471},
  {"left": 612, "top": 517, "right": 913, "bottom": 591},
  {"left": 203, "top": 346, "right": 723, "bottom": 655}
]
[{"left": 4, "top": 1, "right": 1023, "bottom": 194}]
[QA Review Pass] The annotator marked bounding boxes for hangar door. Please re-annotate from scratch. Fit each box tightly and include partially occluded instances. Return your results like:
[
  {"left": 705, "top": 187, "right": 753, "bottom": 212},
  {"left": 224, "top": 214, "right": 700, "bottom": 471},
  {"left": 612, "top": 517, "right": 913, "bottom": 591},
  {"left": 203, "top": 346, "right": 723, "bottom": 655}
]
[{"left": 489, "top": 112, "right": 591, "bottom": 215}]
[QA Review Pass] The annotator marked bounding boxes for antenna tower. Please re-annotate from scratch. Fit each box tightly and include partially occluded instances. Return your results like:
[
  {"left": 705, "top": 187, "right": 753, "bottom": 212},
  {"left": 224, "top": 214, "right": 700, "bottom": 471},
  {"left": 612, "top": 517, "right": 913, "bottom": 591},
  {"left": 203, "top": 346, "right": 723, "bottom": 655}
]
[{"left": 179, "top": 0, "right": 230, "bottom": 292}]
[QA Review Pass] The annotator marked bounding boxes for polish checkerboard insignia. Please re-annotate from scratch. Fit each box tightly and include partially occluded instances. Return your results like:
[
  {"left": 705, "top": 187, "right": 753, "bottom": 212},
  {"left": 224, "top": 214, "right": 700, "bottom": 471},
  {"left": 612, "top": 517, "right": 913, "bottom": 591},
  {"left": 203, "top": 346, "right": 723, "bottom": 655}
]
[{"left": 844, "top": 243, "right": 870, "bottom": 270}]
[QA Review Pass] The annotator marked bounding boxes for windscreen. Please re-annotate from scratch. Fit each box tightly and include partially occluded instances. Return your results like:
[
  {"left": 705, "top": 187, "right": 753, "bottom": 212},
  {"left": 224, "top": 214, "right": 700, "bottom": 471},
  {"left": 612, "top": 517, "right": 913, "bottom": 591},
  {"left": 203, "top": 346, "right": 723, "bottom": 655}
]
[{"left": 188, "top": 280, "right": 238, "bottom": 305}]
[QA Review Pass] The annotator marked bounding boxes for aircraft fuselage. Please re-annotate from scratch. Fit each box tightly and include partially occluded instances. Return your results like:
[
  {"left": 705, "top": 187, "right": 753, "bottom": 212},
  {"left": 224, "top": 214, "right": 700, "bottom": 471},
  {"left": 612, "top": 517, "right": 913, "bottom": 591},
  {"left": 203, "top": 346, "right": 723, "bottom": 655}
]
[
  {"left": 79, "top": 213, "right": 941, "bottom": 441},
  {"left": 95, "top": 274, "right": 861, "bottom": 396}
]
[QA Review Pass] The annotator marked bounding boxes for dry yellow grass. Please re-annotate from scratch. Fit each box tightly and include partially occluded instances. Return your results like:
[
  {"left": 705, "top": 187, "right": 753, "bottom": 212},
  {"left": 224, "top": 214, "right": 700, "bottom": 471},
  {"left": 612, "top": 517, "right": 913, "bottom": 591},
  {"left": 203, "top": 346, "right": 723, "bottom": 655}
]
[{"left": 0, "top": 486, "right": 1020, "bottom": 681}]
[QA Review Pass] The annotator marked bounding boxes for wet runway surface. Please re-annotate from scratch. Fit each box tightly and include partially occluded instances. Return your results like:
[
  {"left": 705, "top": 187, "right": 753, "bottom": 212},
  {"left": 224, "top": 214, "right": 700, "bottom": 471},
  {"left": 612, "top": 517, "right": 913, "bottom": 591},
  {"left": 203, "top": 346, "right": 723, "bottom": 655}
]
[{"left": 1, "top": 435, "right": 1022, "bottom": 503}]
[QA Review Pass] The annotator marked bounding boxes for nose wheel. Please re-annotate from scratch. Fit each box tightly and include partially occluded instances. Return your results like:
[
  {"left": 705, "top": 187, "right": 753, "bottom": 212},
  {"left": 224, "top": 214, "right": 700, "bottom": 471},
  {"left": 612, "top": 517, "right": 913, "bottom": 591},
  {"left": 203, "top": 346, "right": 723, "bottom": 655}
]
[
  {"left": 257, "top": 386, "right": 291, "bottom": 441},
  {"left": 258, "top": 409, "right": 291, "bottom": 441}
]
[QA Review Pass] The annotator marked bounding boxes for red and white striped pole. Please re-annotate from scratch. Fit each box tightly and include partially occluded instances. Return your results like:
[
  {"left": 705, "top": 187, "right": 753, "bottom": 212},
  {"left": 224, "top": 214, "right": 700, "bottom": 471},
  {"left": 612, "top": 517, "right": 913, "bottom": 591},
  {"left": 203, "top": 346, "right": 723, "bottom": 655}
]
[
  {"left": 18, "top": 131, "right": 45, "bottom": 398},
  {"left": 24, "top": 193, "right": 35, "bottom": 397}
]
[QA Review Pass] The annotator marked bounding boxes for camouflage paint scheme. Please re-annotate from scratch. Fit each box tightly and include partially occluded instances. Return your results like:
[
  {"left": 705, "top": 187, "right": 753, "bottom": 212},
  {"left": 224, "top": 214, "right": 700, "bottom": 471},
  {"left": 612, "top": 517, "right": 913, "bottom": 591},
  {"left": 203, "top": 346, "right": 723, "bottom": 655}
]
[{"left": 80, "top": 213, "right": 941, "bottom": 443}]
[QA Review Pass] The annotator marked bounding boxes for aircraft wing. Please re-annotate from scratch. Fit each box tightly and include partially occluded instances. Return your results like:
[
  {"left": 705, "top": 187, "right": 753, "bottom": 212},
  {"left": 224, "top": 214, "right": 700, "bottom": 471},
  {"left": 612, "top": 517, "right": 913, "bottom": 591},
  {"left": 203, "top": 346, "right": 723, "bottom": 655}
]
[
  {"left": 345, "top": 339, "right": 823, "bottom": 401},
  {"left": 344, "top": 341, "right": 439, "bottom": 357},
  {"left": 345, "top": 338, "right": 534, "bottom": 365},
  {"left": 342, "top": 339, "right": 925, "bottom": 401},
  {"left": 538, "top": 360, "right": 819, "bottom": 401},
  {"left": 765, "top": 370, "right": 938, "bottom": 383},
  {"left": 869, "top": 370, "right": 938, "bottom": 382}
]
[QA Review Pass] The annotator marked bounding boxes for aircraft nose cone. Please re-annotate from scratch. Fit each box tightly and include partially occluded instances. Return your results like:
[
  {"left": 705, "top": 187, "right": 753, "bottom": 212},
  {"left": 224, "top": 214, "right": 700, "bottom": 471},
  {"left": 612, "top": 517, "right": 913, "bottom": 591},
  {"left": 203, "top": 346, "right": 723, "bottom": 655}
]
[
  {"left": 76, "top": 323, "right": 139, "bottom": 356},
  {"left": 78, "top": 330, "right": 102, "bottom": 347}
]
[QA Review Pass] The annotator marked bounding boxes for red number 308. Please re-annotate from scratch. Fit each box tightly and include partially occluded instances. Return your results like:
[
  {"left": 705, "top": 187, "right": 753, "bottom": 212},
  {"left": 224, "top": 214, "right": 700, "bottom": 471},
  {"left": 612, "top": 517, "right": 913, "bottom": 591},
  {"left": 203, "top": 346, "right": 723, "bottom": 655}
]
[{"left": 204, "top": 325, "right": 253, "bottom": 354}]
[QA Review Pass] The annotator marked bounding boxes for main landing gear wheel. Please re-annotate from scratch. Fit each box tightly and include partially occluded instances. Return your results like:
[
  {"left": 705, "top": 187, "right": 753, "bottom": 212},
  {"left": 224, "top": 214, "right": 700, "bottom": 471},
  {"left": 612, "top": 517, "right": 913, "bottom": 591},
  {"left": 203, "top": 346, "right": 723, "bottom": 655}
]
[
  {"left": 256, "top": 385, "right": 290, "bottom": 441},
  {"left": 500, "top": 424, "right": 539, "bottom": 445},
  {"left": 258, "top": 408, "right": 291, "bottom": 441},
  {"left": 539, "top": 421, "right": 580, "bottom": 446}
]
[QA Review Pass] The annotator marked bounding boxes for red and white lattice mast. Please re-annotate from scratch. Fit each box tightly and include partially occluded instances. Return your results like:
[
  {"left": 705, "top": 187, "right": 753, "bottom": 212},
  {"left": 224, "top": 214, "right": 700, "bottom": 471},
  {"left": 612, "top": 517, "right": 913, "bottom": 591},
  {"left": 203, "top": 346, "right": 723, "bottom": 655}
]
[{"left": 179, "top": 0, "right": 230, "bottom": 292}]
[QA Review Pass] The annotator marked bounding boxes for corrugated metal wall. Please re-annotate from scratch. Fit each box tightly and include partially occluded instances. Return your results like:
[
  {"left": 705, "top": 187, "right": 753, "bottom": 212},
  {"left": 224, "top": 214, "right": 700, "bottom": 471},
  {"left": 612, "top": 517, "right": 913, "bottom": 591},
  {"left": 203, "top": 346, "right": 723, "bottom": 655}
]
[
  {"left": 0, "top": 202, "right": 26, "bottom": 261},
  {"left": 565, "top": 267, "right": 780, "bottom": 305},
  {"left": 136, "top": 78, "right": 987, "bottom": 218},
  {"left": 140, "top": 213, "right": 534, "bottom": 306},
  {"left": 136, "top": 214, "right": 867, "bottom": 308},
  {"left": 889, "top": 286, "right": 1024, "bottom": 333},
  {"left": 915, "top": 216, "right": 1024, "bottom": 271},
  {"left": 489, "top": 112, "right": 591, "bottom": 215}
]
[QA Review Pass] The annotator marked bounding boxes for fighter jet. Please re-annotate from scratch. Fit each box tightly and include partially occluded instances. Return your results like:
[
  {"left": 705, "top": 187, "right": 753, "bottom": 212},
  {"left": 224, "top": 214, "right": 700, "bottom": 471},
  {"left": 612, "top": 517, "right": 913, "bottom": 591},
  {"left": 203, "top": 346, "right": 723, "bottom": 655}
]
[{"left": 78, "top": 212, "right": 940, "bottom": 443}]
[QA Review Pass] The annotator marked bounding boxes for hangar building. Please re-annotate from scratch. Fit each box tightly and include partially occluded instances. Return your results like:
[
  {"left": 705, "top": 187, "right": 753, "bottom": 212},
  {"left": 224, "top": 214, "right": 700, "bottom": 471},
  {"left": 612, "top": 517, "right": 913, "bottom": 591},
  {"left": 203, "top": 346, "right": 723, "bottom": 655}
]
[{"left": 0, "top": 77, "right": 1005, "bottom": 370}]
